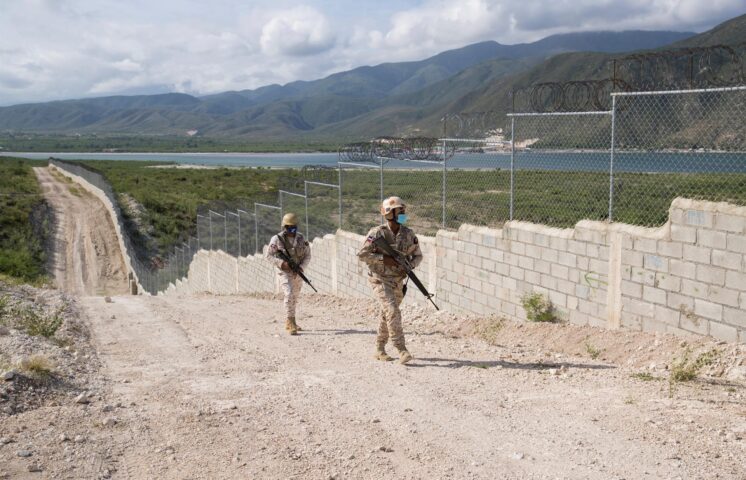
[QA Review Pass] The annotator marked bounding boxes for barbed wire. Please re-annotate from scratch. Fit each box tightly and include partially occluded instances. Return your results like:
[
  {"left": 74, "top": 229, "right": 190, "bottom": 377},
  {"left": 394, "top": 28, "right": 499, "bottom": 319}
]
[
  {"left": 339, "top": 136, "right": 455, "bottom": 162},
  {"left": 509, "top": 43, "right": 745, "bottom": 113}
]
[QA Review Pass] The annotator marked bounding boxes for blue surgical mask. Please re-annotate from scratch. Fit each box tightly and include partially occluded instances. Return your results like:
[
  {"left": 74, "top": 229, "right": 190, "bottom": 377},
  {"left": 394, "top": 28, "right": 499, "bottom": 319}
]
[
  {"left": 286, "top": 226, "right": 298, "bottom": 234},
  {"left": 396, "top": 214, "right": 408, "bottom": 224}
]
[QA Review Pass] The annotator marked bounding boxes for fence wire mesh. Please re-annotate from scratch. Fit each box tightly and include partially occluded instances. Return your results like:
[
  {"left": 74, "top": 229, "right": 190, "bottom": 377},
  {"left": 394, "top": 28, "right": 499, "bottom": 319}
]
[
  {"left": 306, "top": 181, "right": 340, "bottom": 240},
  {"left": 511, "top": 112, "right": 613, "bottom": 226},
  {"left": 255, "top": 202, "right": 282, "bottom": 251},
  {"left": 443, "top": 139, "right": 511, "bottom": 230},
  {"left": 339, "top": 162, "right": 382, "bottom": 234},
  {"left": 383, "top": 163, "right": 443, "bottom": 236},
  {"left": 613, "top": 87, "right": 746, "bottom": 226}
]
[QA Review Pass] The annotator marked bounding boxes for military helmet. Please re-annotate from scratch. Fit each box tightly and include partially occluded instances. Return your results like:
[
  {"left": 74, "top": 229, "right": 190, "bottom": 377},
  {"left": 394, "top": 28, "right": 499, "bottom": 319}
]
[
  {"left": 380, "top": 196, "right": 406, "bottom": 218},
  {"left": 282, "top": 212, "right": 299, "bottom": 226}
]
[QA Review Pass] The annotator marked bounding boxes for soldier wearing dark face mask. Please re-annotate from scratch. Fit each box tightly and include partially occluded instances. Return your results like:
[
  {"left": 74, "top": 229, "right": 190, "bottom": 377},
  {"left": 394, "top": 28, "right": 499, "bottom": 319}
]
[
  {"left": 267, "top": 213, "right": 311, "bottom": 335},
  {"left": 357, "top": 197, "right": 423, "bottom": 364}
]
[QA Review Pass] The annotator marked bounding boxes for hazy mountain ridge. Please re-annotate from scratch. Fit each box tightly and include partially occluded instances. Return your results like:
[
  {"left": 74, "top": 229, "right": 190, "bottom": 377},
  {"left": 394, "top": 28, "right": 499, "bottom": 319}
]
[{"left": 0, "top": 29, "right": 704, "bottom": 138}]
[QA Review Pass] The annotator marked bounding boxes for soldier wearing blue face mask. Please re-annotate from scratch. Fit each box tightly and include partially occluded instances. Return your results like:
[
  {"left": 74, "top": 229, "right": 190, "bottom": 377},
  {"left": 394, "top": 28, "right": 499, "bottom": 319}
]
[
  {"left": 267, "top": 213, "right": 311, "bottom": 335},
  {"left": 357, "top": 196, "right": 423, "bottom": 364}
]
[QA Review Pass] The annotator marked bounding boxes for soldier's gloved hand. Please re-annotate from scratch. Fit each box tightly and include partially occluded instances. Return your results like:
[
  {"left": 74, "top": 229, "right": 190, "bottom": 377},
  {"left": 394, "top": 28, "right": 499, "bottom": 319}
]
[
  {"left": 280, "top": 261, "right": 291, "bottom": 272},
  {"left": 383, "top": 255, "right": 398, "bottom": 267}
]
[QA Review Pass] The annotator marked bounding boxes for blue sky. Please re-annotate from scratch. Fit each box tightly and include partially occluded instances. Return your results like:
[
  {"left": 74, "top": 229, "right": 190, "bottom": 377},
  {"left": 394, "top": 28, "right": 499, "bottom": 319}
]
[{"left": 0, "top": 0, "right": 743, "bottom": 105}]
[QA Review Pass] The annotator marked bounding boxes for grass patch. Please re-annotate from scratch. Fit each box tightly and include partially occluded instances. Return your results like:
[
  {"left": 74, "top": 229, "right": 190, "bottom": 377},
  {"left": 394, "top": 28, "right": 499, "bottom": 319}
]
[
  {"left": 631, "top": 372, "right": 658, "bottom": 381},
  {"left": 585, "top": 341, "right": 603, "bottom": 360},
  {"left": 476, "top": 316, "right": 505, "bottom": 344},
  {"left": 7, "top": 304, "right": 64, "bottom": 338},
  {"left": 0, "top": 157, "right": 51, "bottom": 283},
  {"left": 521, "top": 292, "right": 556, "bottom": 322},
  {"left": 668, "top": 348, "right": 720, "bottom": 397},
  {"left": 19, "top": 355, "right": 55, "bottom": 380}
]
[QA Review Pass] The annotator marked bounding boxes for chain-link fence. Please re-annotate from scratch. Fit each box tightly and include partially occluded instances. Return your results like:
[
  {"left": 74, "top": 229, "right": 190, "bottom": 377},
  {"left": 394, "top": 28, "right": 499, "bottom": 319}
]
[
  {"left": 51, "top": 85, "right": 746, "bottom": 295},
  {"left": 612, "top": 87, "right": 746, "bottom": 226},
  {"left": 339, "top": 161, "right": 382, "bottom": 234}
]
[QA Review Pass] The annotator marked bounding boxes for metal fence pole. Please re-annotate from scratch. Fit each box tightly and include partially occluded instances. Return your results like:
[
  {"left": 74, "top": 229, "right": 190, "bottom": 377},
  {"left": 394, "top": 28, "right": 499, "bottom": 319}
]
[
  {"left": 254, "top": 203, "right": 259, "bottom": 254},
  {"left": 609, "top": 95, "right": 617, "bottom": 222},
  {"left": 442, "top": 139, "right": 447, "bottom": 228},
  {"left": 510, "top": 117, "right": 515, "bottom": 221},
  {"left": 224, "top": 210, "right": 228, "bottom": 252},
  {"left": 380, "top": 159, "right": 384, "bottom": 224},
  {"left": 304, "top": 182, "right": 309, "bottom": 236},
  {"left": 338, "top": 165, "right": 343, "bottom": 230},
  {"left": 208, "top": 212, "right": 213, "bottom": 250},
  {"left": 237, "top": 212, "right": 241, "bottom": 256}
]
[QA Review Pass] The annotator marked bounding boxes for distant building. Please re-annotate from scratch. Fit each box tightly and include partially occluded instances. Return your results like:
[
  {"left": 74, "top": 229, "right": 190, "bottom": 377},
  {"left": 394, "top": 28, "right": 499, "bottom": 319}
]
[{"left": 187, "top": 129, "right": 199, "bottom": 137}]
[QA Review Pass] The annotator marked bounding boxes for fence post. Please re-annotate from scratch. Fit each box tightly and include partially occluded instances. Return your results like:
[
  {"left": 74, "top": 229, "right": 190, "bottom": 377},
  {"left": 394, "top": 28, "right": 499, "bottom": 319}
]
[
  {"left": 338, "top": 165, "right": 343, "bottom": 230},
  {"left": 224, "top": 210, "right": 228, "bottom": 252},
  {"left": 379, "top": 159, "right": 384, "bottom": 224},
  {"left": 237, "top": 213, "right": 241, "bottom": 257},
  {"left": 510, "top": 116, "right": 515, "bottom": 221},
  {"left": 254, "top": 203, "right": 259, "bottom": 254},
  {"left": 442, "top": 139, "right": 447, "bottom": 228},
  {"left": 208, "top": 212, "right": 213, "bottom": 250},
  {"left": 609, "top": 95, "right": 617, "bottom": 223},
  {"left": 304, "top": 182, "right": 309, "bottom": 237}
]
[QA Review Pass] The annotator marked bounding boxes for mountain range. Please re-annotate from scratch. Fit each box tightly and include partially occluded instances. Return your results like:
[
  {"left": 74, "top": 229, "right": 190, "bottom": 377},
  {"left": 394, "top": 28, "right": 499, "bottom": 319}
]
[{"left": 0, "top": 14, "right": 744, "bottom": 142}]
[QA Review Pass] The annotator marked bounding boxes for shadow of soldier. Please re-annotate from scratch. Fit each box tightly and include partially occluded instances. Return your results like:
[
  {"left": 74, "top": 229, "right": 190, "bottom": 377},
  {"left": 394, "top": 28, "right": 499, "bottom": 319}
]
[{"left": 407, "top": 357, "right": 616, "bottom": 371}]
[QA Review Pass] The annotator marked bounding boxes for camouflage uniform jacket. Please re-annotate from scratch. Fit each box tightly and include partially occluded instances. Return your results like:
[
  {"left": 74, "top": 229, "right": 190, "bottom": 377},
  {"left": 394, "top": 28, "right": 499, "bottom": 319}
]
[
  {"left": 267, "top": 232, "right": 311, "bottom": 271},
  {"left": 357, "top": 224, "right": 423, "bottom": 279}
]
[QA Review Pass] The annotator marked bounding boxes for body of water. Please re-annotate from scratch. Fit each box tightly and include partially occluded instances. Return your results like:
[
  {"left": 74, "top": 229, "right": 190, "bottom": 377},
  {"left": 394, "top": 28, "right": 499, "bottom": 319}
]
[{"left": 3, "top": 151, "right": 746, "bottom": 173}]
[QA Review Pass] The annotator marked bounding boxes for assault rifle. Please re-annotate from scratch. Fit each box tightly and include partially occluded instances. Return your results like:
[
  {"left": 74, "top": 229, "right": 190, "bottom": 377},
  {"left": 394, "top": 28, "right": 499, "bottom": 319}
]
[
  {"left": 277, "top": 249, "right": 318, "bottom": 293},
  {"left": 372, "top": 236, "right": 439, "bottom": 310}
]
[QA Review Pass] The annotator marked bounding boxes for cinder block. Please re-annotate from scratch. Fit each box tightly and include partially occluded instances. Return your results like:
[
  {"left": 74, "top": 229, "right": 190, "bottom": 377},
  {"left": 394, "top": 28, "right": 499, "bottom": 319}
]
[
  {"left": 509, "top": 265, "right": 525, "bottom": 281},
  {"left": 679, "top": 312, "right": 709, "bottom": 335},
  {"left": 707, "top": 286, "right": 740, "bottom": 308},
  {"left": 681, "top": 279, "right": 709, "bottom": 299},
  {"left": 643, "top": 285, "right": 667, "bottom": 305},
  {"left": 621, "top": 280, "right": 643, "bottom": 298},
  {"left": 725, "top": 270, "right": 746, "bottom": 288},
  {"left": 568, "top": 240, "right": 587, "bottom": 255},
  {"left": 569, "top": 309, "right": 590, "bottom": 326},
  {"left": 549, "top": 237, "right": 568, "bottom": 251},
  {"left": 556, "top": 279, "right": 575, "bottom": 296},
  {"left": 541, "top": 247, "right": 559, "bottom": 263},
  {"left": 589, "top": 258, "right": 609, "bottom": 275},
  {"left": 622, "top": 250, "right": 644, "bottom": 268},
  {"left": 642, "top": 318, "right": 668, "bottom": 334},
  {"left": 517, "top": 229, "right": 535, "bottom": 244},
  {"left": 567, "top": 296, "right": 578, "bottom": 310},
  {"left": 711, "top": 250, "right": 741, "bottom": 270},
  {"left": 481, "top": 258, "right": 496, "bottom": 272},
  {"left": 575, "top": 283, "right": 591, "bottom": 299},
  {"left": 685, "top": 209, "right": 713, "bottom": 227},
  {"left": 576, "top": 256, "right": 590, "bottom": 270},
  {"left": 669, "top": 259, "right": 696, "bottom": 279},
  {"left": 668, "top": 292, "right": 694, "bottom": 310},
  {"left": 518, "top": 256, "right": 534, "bottom": 271},
  {"left": 540, "top": 274, "right": 558, "bottom": 290},
  {"left": 654, "top": 304, "right": 680, "bottom": 326},
  {"left": 534, "top": 259, "right": 551, "bottom": 274},
  {"left": 697, "top": 230, "right": 727, "bottom": 250},
  {"left": 558, "top": 252, "right": 577, "bottom": 268},
  {"left": 657, "top": 241, "right": 683, "bottom": 259},
  {"left": 723, "top": 306, "right": 746, "bottom": 327},
  {"left": 634, "top": 238, "right": 657, "bottom": 254},
  {"left": 714, "top": 213, "right": 746, "bottom": 233},
  {"left": 643, "top": 254, "right": 669, "bottom": 272},
  {"left": 671, "top": 224, "right": 697, "bottom": 243},
  {"left": 548, "top": 290, "right": 567, "bottom": 308},
  {"left": 694, "top": 299, "right": 723, "bottom": 321},
  {"left": 620, "top": 311, "right": 642, "bottom": 330},
  {"left": 695, "top": 264, "right": 726, "bottom": 286},
  {"left": 655, "top": 273, "right": 681, "bottom": 292},
  {"left": 726, "top": 233, "right": 746, "bottom": 254},
  {"left": 683, "top": 244, "right": 711, "bottom": 264},
  {"left": 586, "top": 243, "right": 600, "bottom": 258},
  {"left": 525, "top": 270, "right": 541, "bottom": 286},
  {"left": 525, "top": 244, "right": 542, "bottom": 259},
  {"left": 623, "top": 297, "right": 654, "bottom": 317},
  {"left": 489, "top": 248, "right": 504, "bottom": 263},
  {"left": 709, "top": 322, "right": 739, "bottom": 342},
  {"left": 510, "top": 242, "right": 526, "bottom": 256},
  {"left": 551, "top": 264, "right": 569, "bottom": 280},
  {"left": 534, "top": 233, "right": 550, "bottom": 247}
]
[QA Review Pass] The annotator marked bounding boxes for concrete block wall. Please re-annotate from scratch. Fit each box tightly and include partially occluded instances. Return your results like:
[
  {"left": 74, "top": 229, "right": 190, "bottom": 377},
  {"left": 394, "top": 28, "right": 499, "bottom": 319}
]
[{"left": 166, "top": 198, "right": 746, "bottom": 343}]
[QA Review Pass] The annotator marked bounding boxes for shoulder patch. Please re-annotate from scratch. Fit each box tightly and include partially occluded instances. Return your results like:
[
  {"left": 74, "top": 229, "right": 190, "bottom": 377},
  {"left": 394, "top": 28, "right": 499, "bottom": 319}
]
[{"left": 304, "top": 241, "right": 309, "bottom": 246}]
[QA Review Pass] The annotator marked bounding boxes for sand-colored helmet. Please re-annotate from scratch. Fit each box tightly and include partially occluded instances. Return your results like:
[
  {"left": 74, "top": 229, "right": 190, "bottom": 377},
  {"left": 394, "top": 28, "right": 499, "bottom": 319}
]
[
  {"left": 282, "top": 213, "right": 299, "bottom": 226},
  {"left": 381, "top": 196, "right": 406, "bottom": 219}
]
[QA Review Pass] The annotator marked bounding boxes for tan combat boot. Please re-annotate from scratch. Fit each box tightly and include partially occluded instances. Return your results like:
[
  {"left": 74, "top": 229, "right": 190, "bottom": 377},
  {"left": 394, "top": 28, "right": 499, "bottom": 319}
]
[
  {"left": 374, "top": 344, "right": 394, "bottom": 361},
  {"left": 399, "top": 350, "right": 413, "bottom": 365},
  {"left": 287, "top": 317, "right": 298, "bottom": 335}
]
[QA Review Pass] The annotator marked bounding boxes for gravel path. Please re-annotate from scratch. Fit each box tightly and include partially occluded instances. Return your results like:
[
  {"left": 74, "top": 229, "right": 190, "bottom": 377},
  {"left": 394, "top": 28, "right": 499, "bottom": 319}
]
[{"left": 63, "top": 292, "right": 745, "bottom": 479}]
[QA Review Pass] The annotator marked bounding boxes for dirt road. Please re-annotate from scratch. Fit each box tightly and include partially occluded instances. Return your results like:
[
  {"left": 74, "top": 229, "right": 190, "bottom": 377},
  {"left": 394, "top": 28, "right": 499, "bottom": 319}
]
[
  {"left": 67, "top": 293, "right": 742, "bottom": 479},
  {"left": 34, "top": 166, "right": 129, "bottom": 296}
]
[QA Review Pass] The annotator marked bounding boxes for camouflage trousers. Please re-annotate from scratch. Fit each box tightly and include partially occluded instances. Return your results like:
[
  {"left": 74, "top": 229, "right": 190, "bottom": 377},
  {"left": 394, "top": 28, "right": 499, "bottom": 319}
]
[
  {"left": 370, "top": 275, "right": 406, "bottom": 351},
  {"left": 279, "top": 272, "right": 303, "bottom": 319}
]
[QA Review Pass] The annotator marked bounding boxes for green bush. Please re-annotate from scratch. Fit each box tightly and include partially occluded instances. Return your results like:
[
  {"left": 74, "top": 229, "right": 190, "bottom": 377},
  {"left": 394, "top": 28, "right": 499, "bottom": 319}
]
[{"left": 520, "top": 292, "right": 556, "bottom": 322}]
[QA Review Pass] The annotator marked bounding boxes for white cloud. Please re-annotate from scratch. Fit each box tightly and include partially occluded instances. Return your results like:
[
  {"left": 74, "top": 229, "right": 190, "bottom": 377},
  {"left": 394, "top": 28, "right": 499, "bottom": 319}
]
[
  {"left": 260, "top": 6, "right": 336, "bottom": 56},
  {"left": 0, "top": 0, "right": 742, "bottom": 105}
]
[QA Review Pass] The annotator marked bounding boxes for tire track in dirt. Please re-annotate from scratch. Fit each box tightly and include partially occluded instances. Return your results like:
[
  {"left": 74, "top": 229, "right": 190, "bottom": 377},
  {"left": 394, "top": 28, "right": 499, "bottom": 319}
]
[{"left": 34, "top": 166, "right": 129, "bottom": 296}]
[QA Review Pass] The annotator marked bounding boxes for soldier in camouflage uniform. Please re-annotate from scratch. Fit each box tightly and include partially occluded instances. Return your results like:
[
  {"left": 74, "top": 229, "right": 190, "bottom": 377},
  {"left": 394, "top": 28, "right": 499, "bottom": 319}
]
[
  {"left": 358, "top": 196, "right": 422, "bottom": 364},
  {"left": 267, "top": 213, "right": 311, "bottom": 335}
]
